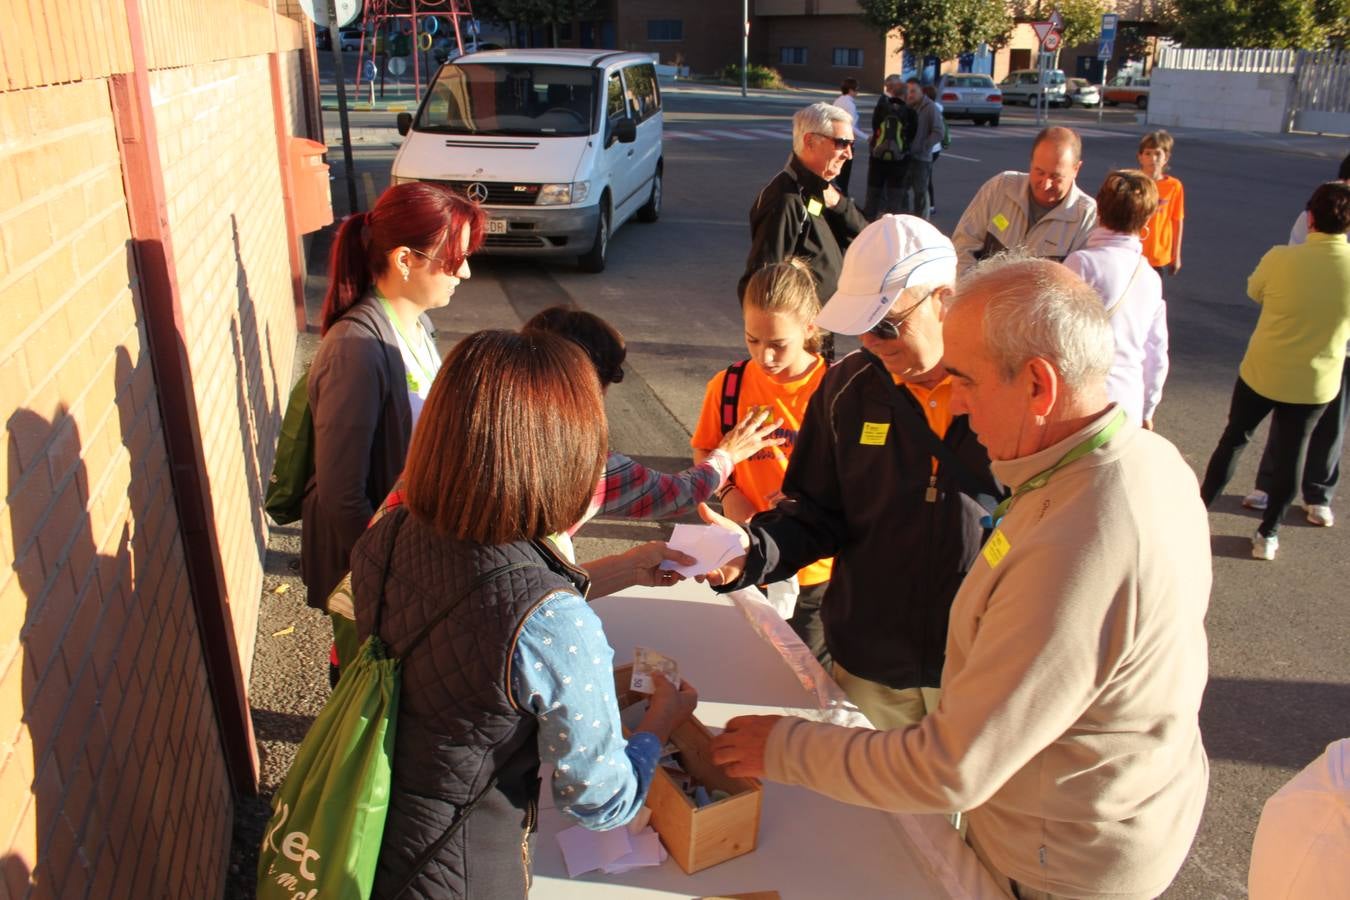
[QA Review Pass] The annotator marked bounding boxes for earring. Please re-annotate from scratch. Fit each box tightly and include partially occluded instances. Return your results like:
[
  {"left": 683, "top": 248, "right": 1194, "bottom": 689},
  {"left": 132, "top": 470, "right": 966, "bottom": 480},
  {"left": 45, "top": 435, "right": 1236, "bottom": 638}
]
[{"left": 402, "top": 269, "right": 409, "bottom": 281}]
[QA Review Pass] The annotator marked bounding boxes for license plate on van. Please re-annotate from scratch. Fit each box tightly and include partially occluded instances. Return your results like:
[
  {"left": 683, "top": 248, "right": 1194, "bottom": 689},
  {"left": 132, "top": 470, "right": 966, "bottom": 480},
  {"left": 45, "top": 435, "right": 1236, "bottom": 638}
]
[{"left": 487, "top": 219, "right": 508, "bottom": 235}]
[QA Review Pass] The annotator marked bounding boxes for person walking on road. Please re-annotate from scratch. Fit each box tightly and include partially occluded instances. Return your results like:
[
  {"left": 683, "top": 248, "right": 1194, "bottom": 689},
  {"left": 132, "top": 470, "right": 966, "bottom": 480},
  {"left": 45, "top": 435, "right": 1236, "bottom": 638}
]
[
  {"left": 1244, "top": 152, "right": 1350, "bottom": 526},
  {"left": 710, "top": 256, "right": 1213, "bottom": 900},
  {"left": 1137, "top": 131, "right": 1185, "bottom": 276},
  {"left": 952, "top": 126, "right": 1096, "bottom": 274},
  {"left": 863, "top": 75, "right": 915, "bottom": 220},
  {"left": 1064, "top": 170, "right": 1169, "bottom": 429},
  {"left": 831, "top": 78, "right": 861, "bottom": 197},
  {"left": 1199, "top": 181, "right": 1350, "bottom": 560},
  {"left": 898, "top": 78, "right": 942, "bottom": 221},
  {"left": 923, "top": 84, "right": 945, "bottom": 217}
]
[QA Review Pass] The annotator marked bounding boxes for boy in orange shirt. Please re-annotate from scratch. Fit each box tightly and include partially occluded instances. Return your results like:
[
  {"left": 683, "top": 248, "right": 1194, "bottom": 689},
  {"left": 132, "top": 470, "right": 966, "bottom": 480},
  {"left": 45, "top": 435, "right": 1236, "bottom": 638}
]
[
  {"left": 692, "top": 260, "right": 834, "bottom": 664},
  {"left": 1138, "top": 130, "right": 1185, "bottom": 275}
]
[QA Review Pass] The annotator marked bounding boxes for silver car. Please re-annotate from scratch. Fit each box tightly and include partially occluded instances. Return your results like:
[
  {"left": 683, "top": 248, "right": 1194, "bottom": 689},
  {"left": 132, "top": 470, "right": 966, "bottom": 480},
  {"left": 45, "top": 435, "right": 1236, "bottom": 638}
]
[
  {"left": 937, "top": 74, "right": 1002, "bottom": 126},
  {"left": 999, "top": 68, "right": 1069, "bottom": 108},
  {"left": 1067, "top": 78, "right": 1101, "bottom": 107}
]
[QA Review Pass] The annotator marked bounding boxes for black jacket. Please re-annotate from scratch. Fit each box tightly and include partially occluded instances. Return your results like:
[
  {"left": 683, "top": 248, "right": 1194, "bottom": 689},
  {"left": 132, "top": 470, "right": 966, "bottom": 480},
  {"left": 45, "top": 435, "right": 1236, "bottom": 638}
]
[
  {"left": 354, "top": 507, "right": 589, "bottom": 899},
  {"left": 870, "top": 93, "right": 917, "bottom": 160},
  {"left": 738, "top": 154, "right": 868, "bottom": 302},
  {"left": 719, "top": 351, "right": 1003, "bottom": 689}
]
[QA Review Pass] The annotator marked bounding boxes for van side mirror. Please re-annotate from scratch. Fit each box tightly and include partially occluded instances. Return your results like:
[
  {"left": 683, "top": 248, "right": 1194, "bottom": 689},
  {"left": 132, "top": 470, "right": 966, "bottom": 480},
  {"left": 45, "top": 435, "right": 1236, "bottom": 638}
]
[
  {"left": 396, "top": 112, "right": 413, "bottom": 136},
  {"left": 610, "top": 117, "right": 637, "bottom": 146}
]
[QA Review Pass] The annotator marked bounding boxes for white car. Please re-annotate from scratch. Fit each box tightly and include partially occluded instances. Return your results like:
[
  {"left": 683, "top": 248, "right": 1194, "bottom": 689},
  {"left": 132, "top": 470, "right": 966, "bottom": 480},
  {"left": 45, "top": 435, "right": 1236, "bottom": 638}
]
[
  {"left": 1067, "top": 78, "right": 1101, "bottom": 107},
  {"left": 392, "top": 49, "right": 663, "bottom": 272}
]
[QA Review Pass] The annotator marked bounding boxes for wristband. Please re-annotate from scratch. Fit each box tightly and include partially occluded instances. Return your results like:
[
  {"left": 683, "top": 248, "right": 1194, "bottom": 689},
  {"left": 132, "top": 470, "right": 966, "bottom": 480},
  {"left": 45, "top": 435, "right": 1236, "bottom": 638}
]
[{"left": 714, "top": 480, "right": 736, "bottom": 502}]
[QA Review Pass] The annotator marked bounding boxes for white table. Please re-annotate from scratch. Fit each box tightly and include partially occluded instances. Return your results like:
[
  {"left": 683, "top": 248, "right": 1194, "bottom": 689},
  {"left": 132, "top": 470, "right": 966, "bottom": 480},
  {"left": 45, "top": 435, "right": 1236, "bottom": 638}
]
[{"left": 529, "top": 583, "right": 1006, "bottom": 900}]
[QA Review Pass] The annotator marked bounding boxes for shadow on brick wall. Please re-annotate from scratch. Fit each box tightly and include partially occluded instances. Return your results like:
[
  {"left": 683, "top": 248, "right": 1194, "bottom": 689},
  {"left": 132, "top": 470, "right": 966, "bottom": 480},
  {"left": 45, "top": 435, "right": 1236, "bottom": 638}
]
[
  {"left": 4, "top": 342, "right": 209, "bottom": 895},
  {"left": 230, "top": 214, "right": 281, "bottom": 568}
]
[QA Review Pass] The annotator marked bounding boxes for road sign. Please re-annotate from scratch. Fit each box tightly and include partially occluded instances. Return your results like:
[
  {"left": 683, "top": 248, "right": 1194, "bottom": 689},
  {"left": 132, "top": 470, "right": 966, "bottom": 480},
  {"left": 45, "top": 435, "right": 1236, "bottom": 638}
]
[
  {"left": 388, "top": 56, "right": 407, "bottom": 76},
  {"left": 1031, "top": 21, "right": 1056, "bottom": 45},
  {"left": 1048, "top": 9, "right": 1064, "bottom": 31},
  {"left": 1098, "top": 38, "right": 1114, "bottom": 60},
  {"left": 1044, "top": 30, "right": 1062, "bottom": 52},
  {"left": 1100, "top": 13, "right": 1119, "bottom": 41},
  {"left": 299, "top": 0, "right": 361, "bottom": 28}
]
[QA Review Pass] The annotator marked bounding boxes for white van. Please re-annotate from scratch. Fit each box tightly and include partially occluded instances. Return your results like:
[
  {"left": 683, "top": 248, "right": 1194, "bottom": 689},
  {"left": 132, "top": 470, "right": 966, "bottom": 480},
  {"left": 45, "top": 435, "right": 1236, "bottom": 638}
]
[{"left": 392, "top": 49, "right": 663, "bottom": 273}]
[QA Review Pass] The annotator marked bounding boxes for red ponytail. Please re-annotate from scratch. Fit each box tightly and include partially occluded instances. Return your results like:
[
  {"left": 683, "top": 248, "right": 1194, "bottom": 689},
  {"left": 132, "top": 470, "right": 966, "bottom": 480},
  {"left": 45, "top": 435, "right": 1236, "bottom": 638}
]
[{"left": 321, "top": 182, "right": 487, "bottom": 335}]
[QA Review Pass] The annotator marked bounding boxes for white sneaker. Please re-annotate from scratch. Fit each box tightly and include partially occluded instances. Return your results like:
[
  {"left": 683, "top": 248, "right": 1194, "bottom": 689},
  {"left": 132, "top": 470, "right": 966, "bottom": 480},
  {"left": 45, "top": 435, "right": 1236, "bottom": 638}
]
[
  {"left": 1305, "top": 504, "right": 1334, "bottom": 527},
  {"left": 1251, "top": 531, "right": 1279, "bottom": 560},
  {"left": 1242, "top": 490, "right": 1269, "bottom": 510}
]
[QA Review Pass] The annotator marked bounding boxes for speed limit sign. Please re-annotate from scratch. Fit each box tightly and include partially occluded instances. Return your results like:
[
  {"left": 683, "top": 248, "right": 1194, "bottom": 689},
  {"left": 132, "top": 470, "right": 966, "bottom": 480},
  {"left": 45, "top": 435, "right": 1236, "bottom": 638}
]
[{"left": 1043, "top": 30, "right": 1062, "bottom": 51}]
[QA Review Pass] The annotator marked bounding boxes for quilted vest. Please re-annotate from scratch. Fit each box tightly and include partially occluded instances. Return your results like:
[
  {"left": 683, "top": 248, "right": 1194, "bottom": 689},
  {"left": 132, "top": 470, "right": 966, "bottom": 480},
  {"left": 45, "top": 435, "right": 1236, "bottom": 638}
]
[{"left": 351, "top": 507, "right": 588, "bottom": 899}]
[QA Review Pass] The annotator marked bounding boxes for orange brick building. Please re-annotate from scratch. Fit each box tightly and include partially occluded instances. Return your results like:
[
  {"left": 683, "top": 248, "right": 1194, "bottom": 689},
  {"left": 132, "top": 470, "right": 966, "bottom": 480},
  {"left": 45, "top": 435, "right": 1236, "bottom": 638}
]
[{"left": 1, "top": 0, "right": 324, "bottom": 895}]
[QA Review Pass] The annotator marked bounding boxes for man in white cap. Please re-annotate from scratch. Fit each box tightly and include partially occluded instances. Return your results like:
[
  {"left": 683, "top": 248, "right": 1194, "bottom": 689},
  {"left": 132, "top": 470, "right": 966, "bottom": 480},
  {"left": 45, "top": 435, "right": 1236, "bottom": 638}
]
[{"left": 701, "top": 215, "right": 1001, "bottom": 728}]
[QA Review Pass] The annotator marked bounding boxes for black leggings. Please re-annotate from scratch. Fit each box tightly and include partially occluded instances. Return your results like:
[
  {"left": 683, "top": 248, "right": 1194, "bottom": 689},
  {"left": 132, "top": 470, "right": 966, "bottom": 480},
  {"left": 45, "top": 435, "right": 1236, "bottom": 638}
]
[{"left": 1200, "top": 377, "right": 1328, "bottom": 536}]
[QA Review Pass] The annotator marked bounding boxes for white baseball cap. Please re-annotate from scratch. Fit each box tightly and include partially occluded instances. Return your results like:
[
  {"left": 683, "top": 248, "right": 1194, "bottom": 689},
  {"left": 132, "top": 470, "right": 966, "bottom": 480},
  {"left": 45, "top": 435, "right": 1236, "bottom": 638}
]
[{"left": 816, "top": 215, "right": 958, "bottom": 335}]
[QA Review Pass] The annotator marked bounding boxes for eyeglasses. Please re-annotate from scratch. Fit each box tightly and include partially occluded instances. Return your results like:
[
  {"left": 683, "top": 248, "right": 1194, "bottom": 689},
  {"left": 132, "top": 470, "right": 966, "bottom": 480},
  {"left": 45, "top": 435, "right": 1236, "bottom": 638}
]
[
  {"left": 867, "top": 288, "right": 938, "bottom": 340},
  {"left": 812, "top": 132, "right": 854, "bottom": 150},
  {"left": 607, "top": 366, "right": 625, "bottom": 385},
  {"left": 409, "top": 247, "right": 458, "bottom": 274}
]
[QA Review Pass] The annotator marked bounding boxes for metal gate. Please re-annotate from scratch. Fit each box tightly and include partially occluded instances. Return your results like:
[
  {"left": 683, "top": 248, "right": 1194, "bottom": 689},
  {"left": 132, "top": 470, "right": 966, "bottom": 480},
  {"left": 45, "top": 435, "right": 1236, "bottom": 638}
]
[{"left": 1290, "top": 49, "right": 1350, "bottom": 136}]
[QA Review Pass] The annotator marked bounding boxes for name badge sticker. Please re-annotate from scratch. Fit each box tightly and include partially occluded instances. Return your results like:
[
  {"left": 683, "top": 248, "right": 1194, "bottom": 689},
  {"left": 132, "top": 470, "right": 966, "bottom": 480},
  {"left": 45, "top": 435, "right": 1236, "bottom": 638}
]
[
  {"left": 991, "top": 213, "right": 1010, "bottom": 232},
  {"left": 807, "top": 198, "right": 824, "bottom": 216},
  {"left": 860, "top": 422, "right": 890, "bottom": 445},
  {"left": 982, "top": 529, "right": 1011, "bottom": 568}
]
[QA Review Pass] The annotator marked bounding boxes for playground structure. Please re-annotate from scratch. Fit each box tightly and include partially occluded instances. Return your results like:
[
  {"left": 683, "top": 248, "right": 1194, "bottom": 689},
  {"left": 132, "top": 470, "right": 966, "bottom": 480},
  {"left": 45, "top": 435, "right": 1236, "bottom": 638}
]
[{"left": 354, "top": 0, "right": 477, "bottom": 101}]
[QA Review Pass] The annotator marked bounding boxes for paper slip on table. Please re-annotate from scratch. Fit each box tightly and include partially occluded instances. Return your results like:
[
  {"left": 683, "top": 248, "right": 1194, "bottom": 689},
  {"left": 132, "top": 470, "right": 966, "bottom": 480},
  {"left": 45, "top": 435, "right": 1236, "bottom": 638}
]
[{"left": 529, "top": 582, "right": 1008, "bottom": 900}]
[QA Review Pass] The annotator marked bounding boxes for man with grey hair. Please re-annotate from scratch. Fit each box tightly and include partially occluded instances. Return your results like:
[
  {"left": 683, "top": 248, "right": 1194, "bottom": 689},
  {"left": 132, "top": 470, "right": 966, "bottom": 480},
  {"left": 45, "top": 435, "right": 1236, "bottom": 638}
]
[
  {"left": 706, "top": 216, "right": 1001, "bottom": 729},
  {"left": 738, "top": 101, "right": 866, "bottom": 307},
  {"left": 710, "top": 255, "right": 1212, "bottom": 900}
]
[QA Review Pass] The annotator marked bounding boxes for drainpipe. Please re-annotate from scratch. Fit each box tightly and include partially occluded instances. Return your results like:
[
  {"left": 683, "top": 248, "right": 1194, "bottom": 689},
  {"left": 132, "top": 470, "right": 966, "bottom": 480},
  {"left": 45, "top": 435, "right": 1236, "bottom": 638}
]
[
  {"left": 111, "top": 0, "right": 259, "bottom": 794},
  {"left": 270, "top": 0, "right": 309, "bottom": 331}
]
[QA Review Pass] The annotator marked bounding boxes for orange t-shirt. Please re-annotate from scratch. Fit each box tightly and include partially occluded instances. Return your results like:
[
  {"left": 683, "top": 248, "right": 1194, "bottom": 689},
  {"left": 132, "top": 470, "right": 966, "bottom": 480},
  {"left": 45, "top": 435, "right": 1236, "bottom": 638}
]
[
  {"left": 692, "top": 356, "right": 834, "bottom": 586},
  {"left": 895, "top": 375, "right": 954, "bottom": 474},
  {"left": 1141, "top": 175, "right": 1184, "bottom": 267}
]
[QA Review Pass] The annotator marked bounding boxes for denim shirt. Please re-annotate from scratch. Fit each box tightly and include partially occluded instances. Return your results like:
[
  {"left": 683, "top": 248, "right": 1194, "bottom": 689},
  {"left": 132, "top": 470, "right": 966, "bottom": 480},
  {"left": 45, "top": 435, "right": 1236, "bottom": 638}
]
[{"left": 511, "top": 591, "right": 663, "bottom": 829}]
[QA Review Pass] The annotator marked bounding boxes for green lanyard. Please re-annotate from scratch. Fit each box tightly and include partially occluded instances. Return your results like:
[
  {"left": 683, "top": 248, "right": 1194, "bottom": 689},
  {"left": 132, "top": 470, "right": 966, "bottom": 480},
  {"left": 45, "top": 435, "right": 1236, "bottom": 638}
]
[
  {"left": 374, "top": 290, "right": 437, "bottom": 391},
  {"left": 984, "top": 410, "right": 1126, "bottom": 528}
]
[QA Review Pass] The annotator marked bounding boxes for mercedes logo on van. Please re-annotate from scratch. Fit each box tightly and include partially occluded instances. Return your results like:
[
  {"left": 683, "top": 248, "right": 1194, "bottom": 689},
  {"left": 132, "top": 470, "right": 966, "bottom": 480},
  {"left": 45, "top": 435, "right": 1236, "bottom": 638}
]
[{"left": 466, "top": 182, "right": 489, "bottom": 203}]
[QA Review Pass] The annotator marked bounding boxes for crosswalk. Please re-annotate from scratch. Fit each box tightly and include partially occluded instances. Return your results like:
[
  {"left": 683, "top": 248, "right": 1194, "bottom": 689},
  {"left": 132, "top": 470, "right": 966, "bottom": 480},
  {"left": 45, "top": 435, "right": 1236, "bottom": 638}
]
[{"left": 663, "top": 124, "right": 1131, "bottom": 143}]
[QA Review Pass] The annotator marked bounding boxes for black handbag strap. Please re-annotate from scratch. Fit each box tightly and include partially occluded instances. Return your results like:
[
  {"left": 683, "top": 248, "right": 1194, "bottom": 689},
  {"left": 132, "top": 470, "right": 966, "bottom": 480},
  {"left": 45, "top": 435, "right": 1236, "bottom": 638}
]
[
  {"left": 396, "top": 561, "right": 540, "bottom": 661},
  {"left": 386, "top": 773, "right": 500, "bottom": 900},
  {"left": 862, "top": 352, "right": 996, "bottom": 510}
]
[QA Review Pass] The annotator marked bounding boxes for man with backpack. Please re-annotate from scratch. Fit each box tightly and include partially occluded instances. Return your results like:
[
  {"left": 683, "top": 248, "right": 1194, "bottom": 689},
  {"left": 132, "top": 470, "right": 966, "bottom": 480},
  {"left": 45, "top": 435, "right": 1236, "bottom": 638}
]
[{"left": 863, "top": 75, "right": 916, "bottom": 220}]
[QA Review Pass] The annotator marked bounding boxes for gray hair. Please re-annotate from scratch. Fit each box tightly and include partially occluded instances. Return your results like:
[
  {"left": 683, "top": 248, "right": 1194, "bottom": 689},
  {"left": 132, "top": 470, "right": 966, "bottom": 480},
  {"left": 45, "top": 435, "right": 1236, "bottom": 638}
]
[
  {"left": 951, "top": 253, "right": 1113, "bottom": 388},
  {"left": 792, "top": 102, "right": 852, "bottom": 155}
]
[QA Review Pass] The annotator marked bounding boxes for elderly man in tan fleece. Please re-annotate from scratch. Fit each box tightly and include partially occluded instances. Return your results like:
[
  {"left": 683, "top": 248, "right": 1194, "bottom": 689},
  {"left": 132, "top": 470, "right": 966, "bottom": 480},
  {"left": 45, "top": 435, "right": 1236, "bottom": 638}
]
[{"left": 710, "top": 256, "right": 1212, "bottom": 900}]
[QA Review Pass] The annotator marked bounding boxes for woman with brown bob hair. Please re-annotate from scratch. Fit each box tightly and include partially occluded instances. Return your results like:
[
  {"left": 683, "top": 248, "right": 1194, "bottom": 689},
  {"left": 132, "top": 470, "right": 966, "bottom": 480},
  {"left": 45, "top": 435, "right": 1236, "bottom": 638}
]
[
  {"left": 302, "top": 182, "right": 485, "bottom": 680},
  {"left": 351, "top": 330, "right": 697, "bottom": 899}
]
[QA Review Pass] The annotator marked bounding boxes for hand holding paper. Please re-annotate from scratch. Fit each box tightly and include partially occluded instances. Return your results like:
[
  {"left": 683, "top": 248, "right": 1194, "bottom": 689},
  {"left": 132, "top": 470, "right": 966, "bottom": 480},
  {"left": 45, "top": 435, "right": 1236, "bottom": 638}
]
[{"left": 659, "top": 523, "right": 747, "bottom": 578}]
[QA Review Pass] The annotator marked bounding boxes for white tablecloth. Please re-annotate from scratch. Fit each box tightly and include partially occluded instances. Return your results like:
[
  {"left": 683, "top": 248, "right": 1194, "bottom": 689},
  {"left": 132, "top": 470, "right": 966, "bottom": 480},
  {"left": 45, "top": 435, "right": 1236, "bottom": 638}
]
[{"left": 529, "top": 582, "right": 1007, "bottom": 900}]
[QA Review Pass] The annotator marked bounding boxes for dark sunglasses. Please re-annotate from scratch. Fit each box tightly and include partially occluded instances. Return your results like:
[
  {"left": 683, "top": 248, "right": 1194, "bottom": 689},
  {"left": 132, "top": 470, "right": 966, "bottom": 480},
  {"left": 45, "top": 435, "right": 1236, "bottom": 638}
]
[
  {"left": 867, "top": 289, "right": 937, "bottom": 340},
  {"left": 607, "top": 366, "right": 625, "bottom": 385},
  {"left": 409, "top": 246, "right": 458, "bottom": 274},
  {"left": 813, "top": 132, "right": 853, "bottom": 150}
]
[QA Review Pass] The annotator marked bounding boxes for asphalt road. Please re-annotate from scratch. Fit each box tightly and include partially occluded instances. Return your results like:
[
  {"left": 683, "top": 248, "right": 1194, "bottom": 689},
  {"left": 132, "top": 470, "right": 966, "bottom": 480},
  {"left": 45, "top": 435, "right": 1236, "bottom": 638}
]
[{"left": 231, "top": 75, "right": 1350, "bottom": 899}]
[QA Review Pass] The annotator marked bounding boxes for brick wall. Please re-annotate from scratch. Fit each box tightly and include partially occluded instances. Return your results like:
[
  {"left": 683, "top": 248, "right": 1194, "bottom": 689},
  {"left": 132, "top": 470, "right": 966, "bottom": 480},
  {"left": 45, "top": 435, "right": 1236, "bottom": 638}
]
[
  {"left": 754, "top": 15, "right": 899, "bottom": 90},
  {"left": 612, "top": 0, "right": 746, "bottom": 74},
  {"left": 1, "top": 0, "right": 311, "bottom": 896}
]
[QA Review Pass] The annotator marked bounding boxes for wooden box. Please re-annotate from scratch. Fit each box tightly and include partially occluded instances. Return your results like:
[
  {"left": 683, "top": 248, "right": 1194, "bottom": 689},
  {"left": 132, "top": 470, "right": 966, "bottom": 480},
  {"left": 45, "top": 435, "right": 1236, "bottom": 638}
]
[{"left": 614, "top": 665, "right": 763, "bottom": 873}]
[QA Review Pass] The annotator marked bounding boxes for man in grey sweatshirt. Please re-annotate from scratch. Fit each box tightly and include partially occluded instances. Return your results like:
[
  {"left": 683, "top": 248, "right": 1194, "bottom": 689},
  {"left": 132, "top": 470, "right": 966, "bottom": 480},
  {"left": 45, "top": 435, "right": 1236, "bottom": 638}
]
[
  {"left": 711, "top": 256, "right": 1211, "bottom": 900},
  {"left": 899, "top": 78, "right": 942, "bottom": 221}
]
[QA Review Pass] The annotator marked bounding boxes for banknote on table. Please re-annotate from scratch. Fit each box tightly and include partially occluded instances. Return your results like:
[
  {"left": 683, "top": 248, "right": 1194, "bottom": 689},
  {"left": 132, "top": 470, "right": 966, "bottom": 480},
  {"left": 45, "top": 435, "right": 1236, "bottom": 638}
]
[{"left": 631, "top": 647, "right": 681, "bottom": 694}]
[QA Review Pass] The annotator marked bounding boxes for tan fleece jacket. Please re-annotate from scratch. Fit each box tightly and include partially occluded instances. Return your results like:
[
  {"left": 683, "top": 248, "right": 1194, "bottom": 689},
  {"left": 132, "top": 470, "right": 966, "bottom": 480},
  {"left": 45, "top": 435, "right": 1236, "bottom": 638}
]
[{"left": 764, "top": 409, "right": 1211, "bottom": 900}]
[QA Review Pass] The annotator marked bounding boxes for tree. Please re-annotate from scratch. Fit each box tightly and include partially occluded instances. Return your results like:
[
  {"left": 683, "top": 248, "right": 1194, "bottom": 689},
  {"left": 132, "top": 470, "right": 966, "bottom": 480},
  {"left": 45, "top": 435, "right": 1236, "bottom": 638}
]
[
  {"left": 859, "top": 0, "right": 1014, "bottom": 61},
  {"left": 473, "top": 0, "right": 603, "bottom": 47},
  {"left": 1054, "top": 0, "right": 1109, "bottom": 49},
  {"left": 1172, "top": 0, "right": 1343, "bottom": 48}
]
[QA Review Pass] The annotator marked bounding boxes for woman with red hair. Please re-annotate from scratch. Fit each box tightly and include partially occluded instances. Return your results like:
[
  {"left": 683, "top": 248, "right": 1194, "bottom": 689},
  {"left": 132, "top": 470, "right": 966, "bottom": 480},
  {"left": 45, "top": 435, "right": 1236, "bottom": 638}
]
[{"left": 302, "top": 182, "right": 485, "bottom": 671}]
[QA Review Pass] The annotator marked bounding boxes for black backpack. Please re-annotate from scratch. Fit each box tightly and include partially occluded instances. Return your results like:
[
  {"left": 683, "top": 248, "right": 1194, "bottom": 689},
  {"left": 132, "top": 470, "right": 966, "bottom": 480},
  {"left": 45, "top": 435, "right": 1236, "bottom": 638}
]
[{"left": 871, "top": 99, "right": 905, "bottom": 162}]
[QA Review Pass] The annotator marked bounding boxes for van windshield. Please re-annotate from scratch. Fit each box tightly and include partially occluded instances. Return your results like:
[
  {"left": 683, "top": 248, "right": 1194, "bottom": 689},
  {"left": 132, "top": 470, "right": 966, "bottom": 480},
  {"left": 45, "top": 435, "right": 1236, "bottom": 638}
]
[{"left": 415, "top": 63, "right": 597, "bottom": 136}]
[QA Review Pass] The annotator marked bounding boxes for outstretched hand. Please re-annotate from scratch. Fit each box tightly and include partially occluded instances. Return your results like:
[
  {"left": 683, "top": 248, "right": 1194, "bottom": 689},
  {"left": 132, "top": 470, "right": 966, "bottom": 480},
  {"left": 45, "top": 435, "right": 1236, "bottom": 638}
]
[
  {"left": 717, "top": 406, "right": 785, "bottom": 466},
  {"left": 709, "top": 714, "right": 782, "bottom": 779},
  {"left": 694, "top": 503, "right": 749, "bottom": 587}
]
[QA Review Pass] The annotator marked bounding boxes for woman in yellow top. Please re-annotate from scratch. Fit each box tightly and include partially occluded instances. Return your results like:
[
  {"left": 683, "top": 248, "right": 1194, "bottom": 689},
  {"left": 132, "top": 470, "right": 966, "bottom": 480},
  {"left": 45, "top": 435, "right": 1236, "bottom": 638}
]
[{"left": 692, "top": 260, "right": 834, "bottom": 664}]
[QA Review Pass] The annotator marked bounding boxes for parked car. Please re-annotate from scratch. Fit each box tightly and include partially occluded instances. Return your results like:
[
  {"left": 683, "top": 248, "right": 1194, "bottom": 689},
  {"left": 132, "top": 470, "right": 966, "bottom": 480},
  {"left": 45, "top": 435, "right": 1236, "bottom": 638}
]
[
  {"left": 392, "top": 49, "right": 663, "bottom": 273},
  {"left": 315, "top": 26, "right": 331, "bottom": 51},
  {"left": 936, "top": 73, "right": 1002, "bottom": 126},
  {"left": 1103, "top": 75, "right": 1150, "bottom": 109},
  {"left": 999, "top": 68, "right": 1070, "bottom": 108},
  {"left": 338, "top": 28, "right": 363, "bottom": 52},
  {"left": 1067, "top": 77, "right": 1101, "bottom": 107}
]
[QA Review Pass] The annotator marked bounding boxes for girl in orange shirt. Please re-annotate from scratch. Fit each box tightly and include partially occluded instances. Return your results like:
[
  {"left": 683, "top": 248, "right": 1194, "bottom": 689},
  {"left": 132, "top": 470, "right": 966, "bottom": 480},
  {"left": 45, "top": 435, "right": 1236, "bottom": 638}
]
[
  {"left": 1138, "top": 130, "right": 1185, "bottom": 275},
  {"left": 692, "top": 259, "right": 834, "bottom": 664}
]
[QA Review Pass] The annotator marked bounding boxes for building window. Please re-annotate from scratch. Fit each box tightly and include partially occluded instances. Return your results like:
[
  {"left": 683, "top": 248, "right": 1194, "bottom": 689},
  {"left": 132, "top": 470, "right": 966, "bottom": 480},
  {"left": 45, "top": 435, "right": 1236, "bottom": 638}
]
[
  {"left": 647, "top": 19, "right": 683, "bottom": 42},
  {"left": 832, "top": 47, "right": 863, "bottom": 68},
  {"left": 779, "top": 47, "right": 808, "bottom": 65}
]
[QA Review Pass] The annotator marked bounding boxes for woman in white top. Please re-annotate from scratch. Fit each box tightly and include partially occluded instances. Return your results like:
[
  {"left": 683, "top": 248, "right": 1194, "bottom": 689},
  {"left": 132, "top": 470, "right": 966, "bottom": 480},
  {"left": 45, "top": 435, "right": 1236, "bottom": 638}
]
[
  {"left": 831, "top": 78, "right": 860, "bottom": 197},
  {"left": 1064, "top": 170, "right": 1169, "bottom": 428}
]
